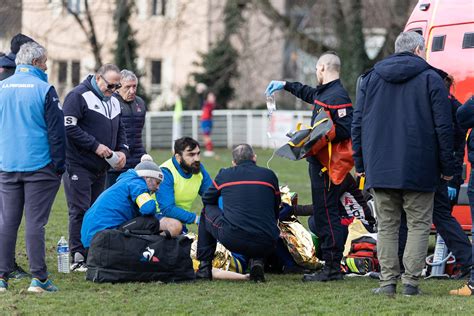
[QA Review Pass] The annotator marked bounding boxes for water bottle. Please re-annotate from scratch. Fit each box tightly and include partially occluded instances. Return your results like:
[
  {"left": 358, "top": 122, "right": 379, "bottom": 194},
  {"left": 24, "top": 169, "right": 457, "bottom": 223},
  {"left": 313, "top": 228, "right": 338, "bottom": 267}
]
[
  {"left": 57, "top": 236, "right": 70, "bottom": 273},
  {"left": 266, "top": 94, "right": 276, "bottom": 117},
  {"left": 105, "top": 151, "right": 120, "bottom": 168}
]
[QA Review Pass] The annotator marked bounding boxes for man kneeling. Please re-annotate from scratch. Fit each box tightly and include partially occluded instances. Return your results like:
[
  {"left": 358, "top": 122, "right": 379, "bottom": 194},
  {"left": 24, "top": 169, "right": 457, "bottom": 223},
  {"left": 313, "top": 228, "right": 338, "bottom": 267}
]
[
  {"left": 196, "top": 144, "right": 280, "bottom": 282},
  {"left": 81, "top": 156, "right": 176, "bottom": 252}
]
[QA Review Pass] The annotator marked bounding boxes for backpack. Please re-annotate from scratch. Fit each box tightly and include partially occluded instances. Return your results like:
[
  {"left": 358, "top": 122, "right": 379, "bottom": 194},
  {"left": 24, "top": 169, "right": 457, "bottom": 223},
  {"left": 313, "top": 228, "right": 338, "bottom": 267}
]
[{"left": 342, "top": 236, "right": 379, "bottom": 275}]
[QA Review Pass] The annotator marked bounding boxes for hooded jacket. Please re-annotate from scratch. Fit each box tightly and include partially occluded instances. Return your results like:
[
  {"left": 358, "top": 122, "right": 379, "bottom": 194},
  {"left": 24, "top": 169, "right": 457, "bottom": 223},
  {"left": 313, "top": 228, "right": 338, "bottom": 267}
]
[
  {"left": 456, "top": 96, "right": 474, "bottom": 164},
  {"left": 352, "top": 52, "right": 454, "bottom": 192},
  {"left": 62, "top": 75, "right": 129, "bottom": 173}
]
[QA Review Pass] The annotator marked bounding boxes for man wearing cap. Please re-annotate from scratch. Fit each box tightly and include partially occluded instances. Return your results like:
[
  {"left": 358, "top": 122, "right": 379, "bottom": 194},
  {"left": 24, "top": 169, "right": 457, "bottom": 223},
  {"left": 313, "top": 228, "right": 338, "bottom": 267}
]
[{"left": 81, "top": 156, "right": 164, "bottom": 249}]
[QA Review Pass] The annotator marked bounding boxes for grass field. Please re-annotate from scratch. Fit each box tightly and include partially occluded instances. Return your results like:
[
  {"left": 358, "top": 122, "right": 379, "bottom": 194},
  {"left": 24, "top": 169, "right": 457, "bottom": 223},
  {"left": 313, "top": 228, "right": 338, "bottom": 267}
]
[{"left": 2, "top": 148, "right": 473, "bottom": 315}]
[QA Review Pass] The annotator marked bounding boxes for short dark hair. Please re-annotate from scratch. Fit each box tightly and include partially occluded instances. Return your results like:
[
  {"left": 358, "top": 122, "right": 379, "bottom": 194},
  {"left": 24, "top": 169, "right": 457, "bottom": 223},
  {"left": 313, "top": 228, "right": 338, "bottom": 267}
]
[
  {"left": 174, "top": 137, "right": 200, "bottom": 156},
  {"left": 97, "top": 63, "right": 120, "bottom": 75},
  {"left": 232, "top": 144, "right": 254, "bottom": 165},
  {"left": 10, "top": 33, "right": 36, "bottom": 54}
]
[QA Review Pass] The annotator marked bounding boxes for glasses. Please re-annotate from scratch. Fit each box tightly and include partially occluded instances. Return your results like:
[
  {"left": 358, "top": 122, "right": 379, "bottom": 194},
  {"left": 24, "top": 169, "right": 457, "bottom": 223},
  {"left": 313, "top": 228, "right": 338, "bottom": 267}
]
[{"left": 100, "top": 75, "right": 122, "bottom": 91}]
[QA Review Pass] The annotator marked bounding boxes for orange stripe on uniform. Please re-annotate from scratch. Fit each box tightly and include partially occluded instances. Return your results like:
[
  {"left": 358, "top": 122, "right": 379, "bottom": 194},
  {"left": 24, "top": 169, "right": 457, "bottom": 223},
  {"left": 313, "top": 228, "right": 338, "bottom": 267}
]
[
  {"left": 216, "top": 181, "right": 280, "bottom": 195},
  {"left": 314, "top": 99, "right": 352, "bottom": 109}
]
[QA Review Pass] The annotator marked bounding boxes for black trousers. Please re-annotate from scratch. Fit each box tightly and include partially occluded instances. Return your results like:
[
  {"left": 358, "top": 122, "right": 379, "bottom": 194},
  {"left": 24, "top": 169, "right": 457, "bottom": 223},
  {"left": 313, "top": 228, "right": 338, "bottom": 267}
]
[
  {"left": 196, "top": 205, "right": 276, "bottom": 262},
  {"left": 399, "top": 180, "right": 472, "bottom": 267},
  {"left": 308, "top": 163, "right": 345, "bottom": 268},
  {"left": 63, "top": 164, "right": 106, "bottom": 257}
]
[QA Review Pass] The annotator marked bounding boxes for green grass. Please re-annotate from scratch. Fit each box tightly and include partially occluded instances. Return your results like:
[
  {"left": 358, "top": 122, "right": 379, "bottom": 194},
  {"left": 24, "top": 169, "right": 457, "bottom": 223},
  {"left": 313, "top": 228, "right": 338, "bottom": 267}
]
[{"left": 2, "top": 149, "right": 473, "bottom": 315}]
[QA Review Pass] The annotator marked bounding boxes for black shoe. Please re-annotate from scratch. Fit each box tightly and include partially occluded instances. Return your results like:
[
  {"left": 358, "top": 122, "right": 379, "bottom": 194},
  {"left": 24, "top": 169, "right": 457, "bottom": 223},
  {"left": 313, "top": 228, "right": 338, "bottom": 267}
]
[
  {"left": 303, "top": 266, "right": 344, "bottom": 282},
  {"left": 402, "top": 284, "right": 421, "bottom": 296},
  {"left": 372, "top": 284, "right": 396, "bottom": 296},
  {"left": 7, "top": 263, "right": 31, "bottom": 280},
  {"left": 249, "top": 259, "right": 265, "bottom": 283},
  {"left": 195, "top": 261, "right": 213, "bottom": 281},
  {"left": 282, "top": 265, "right": 311, "bottom": 274}
]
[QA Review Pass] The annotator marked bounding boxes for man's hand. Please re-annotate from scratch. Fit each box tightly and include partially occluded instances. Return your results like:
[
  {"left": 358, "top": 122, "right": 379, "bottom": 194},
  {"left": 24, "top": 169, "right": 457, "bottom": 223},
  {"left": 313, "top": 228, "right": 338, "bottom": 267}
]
[
  {"left": 95, "top": 144, "right": 112, "bottom": 158},
  {"left": 447, "top": 186, "right": 457, "bottom": 200},
  {"left": 114, "top": 151, "right": 126, "bottom": 170},
  {"left": 355, "top": 172, "right": 366, "bottom": 178},
  {"left": 265, "top": 80, "right": 286, "bottom": 96}
]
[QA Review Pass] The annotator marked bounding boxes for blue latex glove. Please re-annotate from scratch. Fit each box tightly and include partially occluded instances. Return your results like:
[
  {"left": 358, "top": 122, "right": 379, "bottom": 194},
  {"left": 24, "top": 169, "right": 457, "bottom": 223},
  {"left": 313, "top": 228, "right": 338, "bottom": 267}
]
[
  {"left": 265, "top": 80, "right": 285, "bottom": 96},
  {"left": 447, "top": 186, "right": 457, "bottom": 200}
]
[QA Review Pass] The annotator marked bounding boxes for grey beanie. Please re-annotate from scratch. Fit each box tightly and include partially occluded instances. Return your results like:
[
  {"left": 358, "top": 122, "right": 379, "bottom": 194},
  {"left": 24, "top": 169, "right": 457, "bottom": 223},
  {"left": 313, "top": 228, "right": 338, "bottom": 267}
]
[{"left": 135, "top": 155, "right": 164, "bottom": 181}]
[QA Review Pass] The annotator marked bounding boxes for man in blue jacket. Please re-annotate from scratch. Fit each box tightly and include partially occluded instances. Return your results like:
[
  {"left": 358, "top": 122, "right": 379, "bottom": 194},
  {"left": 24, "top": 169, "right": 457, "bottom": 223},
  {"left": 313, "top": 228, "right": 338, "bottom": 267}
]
[
  {"left": 0, "top": 42, "right": 66, "bottom": 293},
  {"left": 196, "top": 144, "right": 280, "bottom": 282},
  {"left": 265, "top": 52, "right": 353, "bottom": 282},
  {"left": 451, "top": 95, "right": 474, "bottom": 296},
  {"left": 62, "top": 63, "right": 129, "bottom": 271},
  {"left": 352, "top": 31, "right": 454, "bottom": 296},
  {"left": 105, "top": 69, "right": 147, "bottom": 188},
  {"left": 81, "top": 156, "right": 163, "bottom": 249}
]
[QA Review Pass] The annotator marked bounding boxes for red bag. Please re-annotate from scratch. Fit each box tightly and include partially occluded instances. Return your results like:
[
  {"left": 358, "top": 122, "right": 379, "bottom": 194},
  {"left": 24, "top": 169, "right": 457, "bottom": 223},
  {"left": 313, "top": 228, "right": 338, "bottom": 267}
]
[{"left": 315, "top": 134, "right": 354, "bottom": 185}]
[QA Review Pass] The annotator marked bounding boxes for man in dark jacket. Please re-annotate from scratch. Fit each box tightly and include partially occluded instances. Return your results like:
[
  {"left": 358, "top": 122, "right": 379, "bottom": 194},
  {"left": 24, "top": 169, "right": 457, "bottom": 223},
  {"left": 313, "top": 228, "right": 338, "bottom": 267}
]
[
  {"left": 62, "top": 63, "right": 129, "bottom": 271},
  {"left": 196, "top": 144, "right": 280, "bottom": 282},
  {"left": 105, "top": 69, "right": 147, "bottom": 188},
  {"left": 451, "top": 95, "right": 474, "bottom": 296},
  {"left": 352, "top": 31, "right": 454, "bottom": 296},
  {"left": 265, "top": 52, "right": 353, "bottom": 282}
]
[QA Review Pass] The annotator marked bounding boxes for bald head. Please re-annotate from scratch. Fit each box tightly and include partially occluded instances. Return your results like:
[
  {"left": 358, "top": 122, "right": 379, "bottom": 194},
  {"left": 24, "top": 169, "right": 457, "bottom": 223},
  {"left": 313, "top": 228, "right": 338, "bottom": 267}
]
[{"left": 316, "top": 52, "right": 341, "bottom": 85}]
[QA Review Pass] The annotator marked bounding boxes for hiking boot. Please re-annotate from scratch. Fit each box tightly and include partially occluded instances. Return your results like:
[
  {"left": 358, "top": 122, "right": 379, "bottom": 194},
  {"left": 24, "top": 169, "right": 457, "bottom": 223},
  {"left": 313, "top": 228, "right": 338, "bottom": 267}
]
[
  {"left": 70, "top": 253, "right": 87, "bottom": 272},
  {"left": 372, "top": 284, "right": 396, "bottom": 296},
  {"left": 8, "top": 262, "right": 31, "bottom": 280},
  {"left": 0, "top": 278, "right": 8, "bottom": 292},
  {"left": 449, "top": 282, "right": 474, "bottom": 296},
  {"left": 303, "top": 266, "right": 344, "bottom": 282},
  {"left": 402, "top": 284, "right": 421, "bottom": 296},
  {"left": 27, "top": 278, "right": 58, "bottom": 293},
  {"left": 195, "top": 261, "right": 213, "bottom": 281},
  {"left": 249, "top": 258, "right": 265, "bottom": 283}
]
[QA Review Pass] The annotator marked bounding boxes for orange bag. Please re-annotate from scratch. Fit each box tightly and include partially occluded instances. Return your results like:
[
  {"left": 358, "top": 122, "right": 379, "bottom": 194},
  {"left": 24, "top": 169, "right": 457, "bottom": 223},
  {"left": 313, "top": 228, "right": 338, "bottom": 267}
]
[{"left": 316, "top": 139, "right": 354, "bottom": 185}]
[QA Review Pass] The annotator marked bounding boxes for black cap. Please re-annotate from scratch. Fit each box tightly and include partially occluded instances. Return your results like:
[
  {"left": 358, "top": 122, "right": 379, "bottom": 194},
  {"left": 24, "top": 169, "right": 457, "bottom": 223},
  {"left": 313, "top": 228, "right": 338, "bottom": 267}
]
[{"left": 10, "top": 33, "right": 36, "bottom": 54}]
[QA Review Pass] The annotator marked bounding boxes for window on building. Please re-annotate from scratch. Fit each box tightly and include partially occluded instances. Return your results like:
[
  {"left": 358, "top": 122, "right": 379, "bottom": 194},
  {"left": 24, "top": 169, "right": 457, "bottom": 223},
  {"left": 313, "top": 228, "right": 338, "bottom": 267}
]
[
  {"left": 462, "top": 33, "right": 474, "bottom": 49},
  {"left": 151, "top": 60, "right": 162, "bottom": 85},
  {"left": 67, "top": 0, "right": 81, "bottom": 14},
  {"left": 71, "top": 61, "right": 81, "bottom": 86},
  {"left": 431, "top": 35, "right": 446, "bottom": 52},
  {"left": 151, "top": 0, "right": 167, "bottom": 16},
  {"left": 58, "top": 61, "right": 68, "bottom": 84}
]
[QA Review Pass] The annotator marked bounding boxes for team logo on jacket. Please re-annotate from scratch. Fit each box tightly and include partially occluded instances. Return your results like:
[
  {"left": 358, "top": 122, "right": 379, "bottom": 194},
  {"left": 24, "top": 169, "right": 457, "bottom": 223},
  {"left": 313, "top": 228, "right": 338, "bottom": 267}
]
[
  {"left": 94, "top": 104, "right": 100, "bottom": 109},
  {"left": 71, "top": 174, "right": 79, "bottom": 181},
  {"left": 140, "top": 246, "right": 160, "bottom": 263}
]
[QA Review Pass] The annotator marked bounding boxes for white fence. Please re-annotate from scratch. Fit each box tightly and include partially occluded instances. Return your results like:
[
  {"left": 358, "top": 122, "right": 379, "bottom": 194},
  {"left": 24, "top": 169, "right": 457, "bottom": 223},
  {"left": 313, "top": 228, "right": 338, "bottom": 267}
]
[{"left": 144, "top": 110, "right": 313, "bottom": 151}]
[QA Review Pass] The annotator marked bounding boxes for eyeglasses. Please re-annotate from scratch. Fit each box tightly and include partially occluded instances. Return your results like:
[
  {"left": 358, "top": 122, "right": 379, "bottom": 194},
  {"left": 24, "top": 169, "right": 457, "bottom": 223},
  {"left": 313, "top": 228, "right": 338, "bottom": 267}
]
[{"left": 100, "top": 75, "right": 122, "bottom": 91}]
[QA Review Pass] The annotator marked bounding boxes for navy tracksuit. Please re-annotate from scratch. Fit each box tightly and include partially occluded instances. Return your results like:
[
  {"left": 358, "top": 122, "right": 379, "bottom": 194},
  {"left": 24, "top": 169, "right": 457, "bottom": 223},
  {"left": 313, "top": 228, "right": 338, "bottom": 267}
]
[
  {"left": 284, "top": 79, "right": 353, "bottom": 269},
  {"left": 62, "top": 76, "right": 129, "bottom": 257},
  {"left": 399, "top": 94, "right": 472, "bottom": 270},
  {"left": 196, "top": 160, "right": 280, "bottom": 262}
]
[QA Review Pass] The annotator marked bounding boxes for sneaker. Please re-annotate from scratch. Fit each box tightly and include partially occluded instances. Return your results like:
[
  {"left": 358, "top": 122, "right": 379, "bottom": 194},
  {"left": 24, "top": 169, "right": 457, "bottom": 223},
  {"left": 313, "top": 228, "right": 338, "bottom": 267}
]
[
  {"left": 70, "top": 253, "right": 87, "bottom": 272},
  {"left": 303, "top": 266, "right": 344, "bottom": 282},
  {"left": 372, "top": 284, "right": 396, "bottom": 296},
  {"left": 449, "top": 282, "right": 474, "bottom": 296},
  {"left": 249, "top": 258, "right": 265, "bottom": 283},
  {"left": 27, "top": 278, "right": 58, "bottom": 293},
  {"left": 8, "top": 263, "right": 31, "bottom": 280},
  {"left": 402, "top": 284, "right": 421, "bottom": 296},
  {"left": 0, "top": 278, "right": 7, "bottom": 292}
]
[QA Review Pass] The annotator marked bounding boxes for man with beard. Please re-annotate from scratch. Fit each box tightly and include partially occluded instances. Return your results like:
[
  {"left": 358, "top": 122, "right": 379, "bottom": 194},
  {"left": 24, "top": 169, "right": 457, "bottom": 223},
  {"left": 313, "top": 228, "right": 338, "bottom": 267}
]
[{"left": 154, "top": 137, "right": 212, "bottom": 235}]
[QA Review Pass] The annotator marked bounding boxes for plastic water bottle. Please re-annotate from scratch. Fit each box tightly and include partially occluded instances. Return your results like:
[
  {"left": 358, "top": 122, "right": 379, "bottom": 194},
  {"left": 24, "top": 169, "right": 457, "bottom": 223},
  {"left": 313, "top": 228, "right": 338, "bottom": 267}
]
[
  {"left": 105, "top": 151, "right": 120, "bottom": 168},
  {"left": 266, "top": 94, "right": 276, "bottom": 117},
  {"left": 57, "top": 236, "right": 70, "bottom": 273}
]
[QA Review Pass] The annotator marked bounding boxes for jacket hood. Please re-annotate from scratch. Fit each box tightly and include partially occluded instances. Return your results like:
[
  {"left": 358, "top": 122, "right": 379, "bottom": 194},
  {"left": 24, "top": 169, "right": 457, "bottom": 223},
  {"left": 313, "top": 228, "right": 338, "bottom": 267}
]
[{"left": 374, "top": 52, "right": 430, "bottom": 83}]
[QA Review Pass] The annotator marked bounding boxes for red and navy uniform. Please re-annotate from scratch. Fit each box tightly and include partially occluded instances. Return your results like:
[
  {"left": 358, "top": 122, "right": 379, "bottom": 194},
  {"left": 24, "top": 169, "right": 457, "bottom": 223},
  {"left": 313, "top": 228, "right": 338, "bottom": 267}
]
[
  {"left": 196, "top": 160, "right": 281, "bottom": 262},
  {"left": 284, "top": 79, "right": 353, "bottom": 269}
]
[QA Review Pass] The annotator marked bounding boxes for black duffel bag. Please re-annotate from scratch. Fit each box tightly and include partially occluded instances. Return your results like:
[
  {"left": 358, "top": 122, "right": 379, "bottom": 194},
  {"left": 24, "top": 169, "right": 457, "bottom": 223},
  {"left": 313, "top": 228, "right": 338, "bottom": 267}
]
[{"left": 86, "top": 228, "right": 195, "bottom": 283}]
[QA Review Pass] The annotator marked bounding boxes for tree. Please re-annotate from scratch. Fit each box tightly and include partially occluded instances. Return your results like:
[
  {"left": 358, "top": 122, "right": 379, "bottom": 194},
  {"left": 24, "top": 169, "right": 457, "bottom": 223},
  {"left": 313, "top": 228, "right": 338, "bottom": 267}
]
[
  {"left": 61, "top": 0, "right": 102, "bottom": 70},
  {"left": 183, "top": 0, "right": 246, "bottom": 109}
]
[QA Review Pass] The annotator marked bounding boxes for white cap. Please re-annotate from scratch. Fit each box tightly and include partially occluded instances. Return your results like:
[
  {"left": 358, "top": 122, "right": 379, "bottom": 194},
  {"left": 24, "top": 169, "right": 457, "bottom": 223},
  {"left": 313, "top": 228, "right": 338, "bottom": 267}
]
[{"left": 135, "top": 155, "right": 164, "bottom": 182}]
